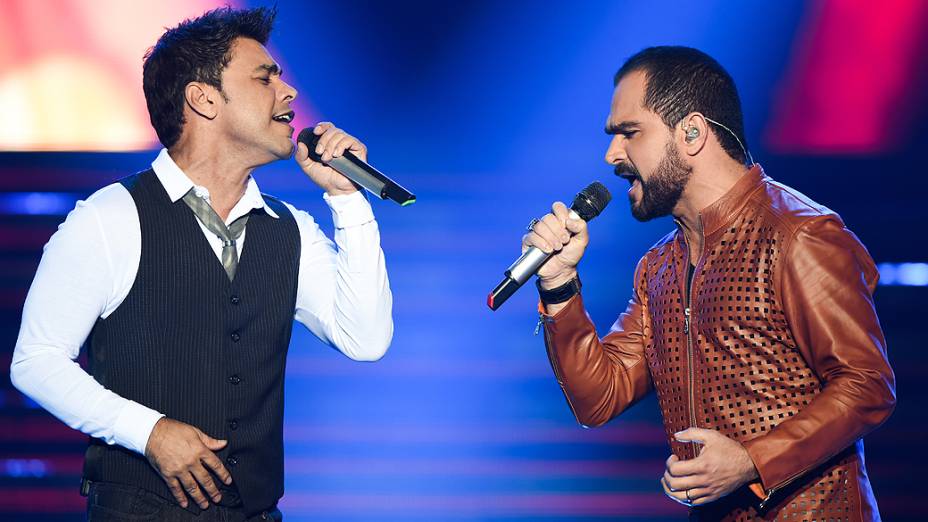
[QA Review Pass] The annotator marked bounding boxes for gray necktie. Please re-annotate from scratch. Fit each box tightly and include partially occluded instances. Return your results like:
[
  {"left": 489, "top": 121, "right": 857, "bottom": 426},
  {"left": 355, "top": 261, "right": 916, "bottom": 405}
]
[{"left": 182, "top": 189, "right": 250, "bottom": 281}]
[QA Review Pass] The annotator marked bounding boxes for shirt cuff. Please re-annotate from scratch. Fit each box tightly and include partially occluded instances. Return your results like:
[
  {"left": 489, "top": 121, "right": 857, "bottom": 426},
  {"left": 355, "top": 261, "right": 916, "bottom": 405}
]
[
  {"left": 323, "top": 191, "right": 375, "bottom": 229},
  {"left": 112, "top": 400, "right": 165, "bottom": 455}
]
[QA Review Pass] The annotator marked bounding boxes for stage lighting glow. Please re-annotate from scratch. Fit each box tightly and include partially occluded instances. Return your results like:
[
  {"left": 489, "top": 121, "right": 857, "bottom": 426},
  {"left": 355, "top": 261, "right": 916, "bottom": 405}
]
[
  {"left": 0, "top": 192, "right": 79, "bottom": 215},
  {"left": 0, "top": 0, "right": 231, "bottom": 151},
  {"left": 0, "top": 56, "right": 153, "bottom": 151},
  {"left": 877, "top": 262, "right": 928, "bottom": 287},
  {"left": 767, "top": 1, "right": 928, "bottom": 154},
  {"left": 2, "top": 459, "right": 48, "bottom": 478}
]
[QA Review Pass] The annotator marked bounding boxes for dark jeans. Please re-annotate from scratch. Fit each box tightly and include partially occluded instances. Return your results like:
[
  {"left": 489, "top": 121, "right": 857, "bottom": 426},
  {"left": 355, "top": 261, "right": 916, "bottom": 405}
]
[{"left": 86, "top": 481, "right": 282, "bottom": 522}]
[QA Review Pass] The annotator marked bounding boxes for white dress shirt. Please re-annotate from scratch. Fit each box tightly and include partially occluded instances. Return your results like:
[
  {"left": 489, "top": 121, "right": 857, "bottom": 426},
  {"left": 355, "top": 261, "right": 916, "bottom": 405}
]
[{"left": 10, "top": 148, "right": 393, "bottom": 456}]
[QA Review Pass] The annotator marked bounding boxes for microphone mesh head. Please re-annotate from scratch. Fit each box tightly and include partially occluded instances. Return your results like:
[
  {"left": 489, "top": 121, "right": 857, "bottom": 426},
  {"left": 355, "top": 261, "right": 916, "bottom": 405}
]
[
  {"left": 570, "top": 181, "right": 612, "bottom": 221},
  {"left": 296, "top": 127, "right": 324, "bottom": 162}
]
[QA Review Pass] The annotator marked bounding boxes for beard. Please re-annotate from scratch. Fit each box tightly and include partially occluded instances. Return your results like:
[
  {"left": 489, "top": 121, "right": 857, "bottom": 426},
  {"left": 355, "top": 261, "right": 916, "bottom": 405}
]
[{"left": 620, "top": 141, "right": 693, "bottom": 222}]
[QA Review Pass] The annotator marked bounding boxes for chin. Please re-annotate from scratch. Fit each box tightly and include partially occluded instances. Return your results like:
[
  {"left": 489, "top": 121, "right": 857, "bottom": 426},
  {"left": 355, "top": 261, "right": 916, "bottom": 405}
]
[
  {"left": 629, "top": 198, "right": 656, "bottom": 222},
  {"left": 631, "top": 207, "right": 652, "bottom": 222},
  {"left": 268, "top": 140, "right": 295, "bottom": 161},
  {"left": 282, "top": 139, "right": 295, "bottom": 159}
]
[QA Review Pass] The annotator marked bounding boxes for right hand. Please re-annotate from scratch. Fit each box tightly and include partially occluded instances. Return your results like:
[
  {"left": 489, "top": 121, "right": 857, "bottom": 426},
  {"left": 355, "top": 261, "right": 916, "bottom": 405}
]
[
  {"left": 521, "top": 201, "right": 589, "bottom": 289},
  {"left": 295, "top": 122, "right": 365, "bottom": 197},
  {"left": 144, "top": 418, "right": 233, "bottom": 509}
]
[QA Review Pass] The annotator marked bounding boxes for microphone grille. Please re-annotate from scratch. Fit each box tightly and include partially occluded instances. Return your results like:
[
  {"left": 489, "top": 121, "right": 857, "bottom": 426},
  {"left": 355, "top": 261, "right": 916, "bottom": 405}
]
[
  {"left": 296, "top": 127, "right": 323, "bottom": 162},
  {"left": 571, "top": 181, "right": 612, "bottom": 221}
]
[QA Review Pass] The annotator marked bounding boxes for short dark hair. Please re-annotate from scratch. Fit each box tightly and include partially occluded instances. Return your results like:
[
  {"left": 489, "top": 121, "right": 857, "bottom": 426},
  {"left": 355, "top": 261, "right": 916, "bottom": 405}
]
[
  {"left": 142, "top": 6, "right": 277, "bottom": 148},
  {"left": 615, "top": 46, "right": 748, "bottom": 164}
]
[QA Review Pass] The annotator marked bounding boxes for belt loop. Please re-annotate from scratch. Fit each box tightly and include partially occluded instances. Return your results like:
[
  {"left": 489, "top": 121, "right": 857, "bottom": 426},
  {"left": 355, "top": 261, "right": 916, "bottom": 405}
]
[{"left": 80, "top": 478, "right": 92, "bottom": 497}]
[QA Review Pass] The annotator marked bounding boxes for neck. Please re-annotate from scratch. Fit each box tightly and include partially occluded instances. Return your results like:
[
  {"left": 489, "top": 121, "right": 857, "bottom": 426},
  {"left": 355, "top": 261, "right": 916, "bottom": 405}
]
[
  {"left": 673, "top": 158, "right": 751, "bottom": 258},
  {"left": 168, "top": 139, "right": 255, "bottom": 221}
]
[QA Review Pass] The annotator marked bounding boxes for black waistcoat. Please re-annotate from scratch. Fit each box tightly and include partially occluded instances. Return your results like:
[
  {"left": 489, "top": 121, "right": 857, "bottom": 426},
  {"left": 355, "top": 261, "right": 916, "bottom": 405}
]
[{"left": 83, "top": 169, "right": 300, "bottom": 515}]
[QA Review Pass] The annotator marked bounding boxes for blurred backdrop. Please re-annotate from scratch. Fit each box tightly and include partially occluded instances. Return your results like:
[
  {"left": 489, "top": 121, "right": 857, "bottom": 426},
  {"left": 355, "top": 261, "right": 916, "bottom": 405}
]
[{"left": 1, "top": 0, "right": 926, "bottom": 520}]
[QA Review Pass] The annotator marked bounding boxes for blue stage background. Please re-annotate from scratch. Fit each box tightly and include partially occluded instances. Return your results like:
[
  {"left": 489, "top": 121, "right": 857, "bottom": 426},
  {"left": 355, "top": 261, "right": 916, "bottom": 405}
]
[{"left": 2, "top": 1, "right": 926, "bottom": 520}]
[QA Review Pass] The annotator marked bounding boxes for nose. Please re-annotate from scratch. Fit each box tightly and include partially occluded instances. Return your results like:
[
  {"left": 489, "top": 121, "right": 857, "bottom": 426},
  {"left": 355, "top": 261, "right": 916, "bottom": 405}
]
[
  {"left": 604, "top": 135, "right": 626, "bottom": 166},
  {"left": 279, "top": 78, "right": 297, "bottom": 103}
]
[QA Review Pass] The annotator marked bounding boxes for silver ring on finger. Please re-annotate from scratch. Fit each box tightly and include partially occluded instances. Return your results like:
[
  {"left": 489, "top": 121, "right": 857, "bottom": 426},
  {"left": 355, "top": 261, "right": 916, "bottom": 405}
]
[
  {"left": 526, "top": 218, "right": 540, "bottom": 233},
  {"left": 685, "top": 489, "right": 693, "bottom": 504}
]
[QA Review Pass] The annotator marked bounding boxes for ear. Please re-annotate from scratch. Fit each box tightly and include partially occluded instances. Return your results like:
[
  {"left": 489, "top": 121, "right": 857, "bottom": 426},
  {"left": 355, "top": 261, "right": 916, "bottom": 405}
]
[
  {"left": 184, "top": 82, "right": 219, "bottom": 120},
  {"left": 678, "top": 112, "right": 708, "bottom": 157}
]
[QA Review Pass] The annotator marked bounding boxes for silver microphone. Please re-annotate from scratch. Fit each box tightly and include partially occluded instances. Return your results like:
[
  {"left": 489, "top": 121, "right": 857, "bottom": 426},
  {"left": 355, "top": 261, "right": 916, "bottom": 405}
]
[{"left": 488, "top": 181, "right": 611, "bottom": 311}]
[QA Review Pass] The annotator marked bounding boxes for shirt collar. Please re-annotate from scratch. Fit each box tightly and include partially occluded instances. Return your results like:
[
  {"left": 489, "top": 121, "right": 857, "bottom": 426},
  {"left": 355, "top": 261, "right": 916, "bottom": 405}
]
[{"left": 150, "top": 148, "right": 279, "bottom": 219}]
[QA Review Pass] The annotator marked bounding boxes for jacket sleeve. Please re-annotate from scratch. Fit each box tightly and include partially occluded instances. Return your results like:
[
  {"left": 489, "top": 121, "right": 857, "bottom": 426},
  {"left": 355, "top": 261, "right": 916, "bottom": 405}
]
[
  {"left": 742, "top": 215, "right": 896, "bottom": 492},
  {"left": 541, "top": 256, "right": 653, "bottom": 427}
]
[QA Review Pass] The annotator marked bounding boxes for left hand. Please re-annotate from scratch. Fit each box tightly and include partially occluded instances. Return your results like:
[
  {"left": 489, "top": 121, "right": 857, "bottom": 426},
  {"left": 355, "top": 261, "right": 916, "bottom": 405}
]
[
  {"left": 660, "top": 428, "right": 759, "bottom": 507},
  {"left": 295, "top": 122, "right": 365, "bottom": 196}
]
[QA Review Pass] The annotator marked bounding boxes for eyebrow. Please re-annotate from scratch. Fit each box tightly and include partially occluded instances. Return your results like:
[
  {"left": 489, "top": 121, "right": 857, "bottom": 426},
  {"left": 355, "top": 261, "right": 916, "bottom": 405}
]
[
  {"left": 605, "top": 121, "right": 641, "bottom": 135},
  {"left": 254, "top": 63, "right": 282, "bottom": 77}
]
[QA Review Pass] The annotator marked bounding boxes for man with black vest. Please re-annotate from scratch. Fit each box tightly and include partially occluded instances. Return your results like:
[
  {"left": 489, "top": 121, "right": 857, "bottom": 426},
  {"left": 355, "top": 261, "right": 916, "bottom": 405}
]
[{"left": 10, "top": 7, "right": 393, "bottom": 521}]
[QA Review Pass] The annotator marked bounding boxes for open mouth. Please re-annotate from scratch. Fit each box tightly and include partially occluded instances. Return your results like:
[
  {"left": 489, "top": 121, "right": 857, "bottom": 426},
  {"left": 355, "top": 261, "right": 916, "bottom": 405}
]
[
  {"left": 616, "top": 171, "right": 640, "bottom": 186},
  {"left": 272, "top": 110, "right": 295, "bottom": 124},
  {"left": 619, "top": 173, "right": 636, "bottom": 184}
]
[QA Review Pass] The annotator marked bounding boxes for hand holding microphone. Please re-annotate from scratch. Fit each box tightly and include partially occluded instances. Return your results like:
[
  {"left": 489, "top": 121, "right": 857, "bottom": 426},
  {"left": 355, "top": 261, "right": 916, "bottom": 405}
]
[
  {"left": 488, "top": 182, "right": 611, "bottom": 310},
  {"left": 523, "top": 201, "right": 589, "bottom": 289},
  {"left": 296, "top": 123, "right": 416, "bottom": 206},
  {"left": 295, "top": 122, "right": 367, "bottom": 197}
]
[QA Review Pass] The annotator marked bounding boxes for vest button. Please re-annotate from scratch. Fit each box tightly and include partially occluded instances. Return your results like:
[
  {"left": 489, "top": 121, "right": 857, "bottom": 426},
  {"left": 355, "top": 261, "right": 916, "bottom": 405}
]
[
  {"left": 226, "top": 456, "right": 238, "bottom": 467},
  {"left": 231, "top": 331, "right": 241, "bottom": 342},
  {"left": 230, "top": 295, "right": 241, "bottom": 305},
  {"left": 228, "top": 375, "right": 241, "bottom": 385},
  {"left": 229, "top": 419, "right": 239, "bottom": 430}
]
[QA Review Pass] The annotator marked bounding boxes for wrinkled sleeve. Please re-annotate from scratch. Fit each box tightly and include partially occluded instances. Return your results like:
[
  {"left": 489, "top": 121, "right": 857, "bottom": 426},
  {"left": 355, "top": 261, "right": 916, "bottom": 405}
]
[
  {"left": 10, "top": 193, "right": 163, "bottom": 455},
  {"left": 290, "top": 192, "right": 393, "bottom": 362},
  {"left": 743, "top": 216, "right": 895, "bottom": 492},
  {"left": 542, "top": 256, "right": 653, "bottom": 427}
]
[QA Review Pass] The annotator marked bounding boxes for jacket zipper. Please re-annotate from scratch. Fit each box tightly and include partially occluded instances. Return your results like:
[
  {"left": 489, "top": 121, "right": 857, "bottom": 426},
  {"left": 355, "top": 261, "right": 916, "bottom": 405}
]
[
  {"left": 684, "top": 275, "right": 697, "bottom": 456},
  {"left": 757, "top": 467, "right": 807, "bottom": 510},
  {"left": 679, "top": 225, "right": 701, "bottom": 458},
  {"left": 756, "top": 446, "right": 850, "bottom": 510},
  {"left": 540, "top": 313, "right": 582, "bottom": 422}
]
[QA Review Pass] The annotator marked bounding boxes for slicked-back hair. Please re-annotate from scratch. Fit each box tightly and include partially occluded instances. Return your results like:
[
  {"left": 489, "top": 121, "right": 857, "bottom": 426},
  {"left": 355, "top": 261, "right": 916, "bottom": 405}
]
[
  {"left": 615, "top": 46, "right": 748, "bottom": 164},
  {"left": 142, "top": 6, "right": 277, "bottom": 148}
]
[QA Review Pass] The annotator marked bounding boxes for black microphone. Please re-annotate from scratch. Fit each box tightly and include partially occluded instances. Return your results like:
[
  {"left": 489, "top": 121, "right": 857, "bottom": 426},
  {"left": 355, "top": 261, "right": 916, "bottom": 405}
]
[
  {"left": 487, "top": 181, "right": 611, "bottom": 311},
  {"left": 297, "top": 128, "right": 416, "bottom": 206}
]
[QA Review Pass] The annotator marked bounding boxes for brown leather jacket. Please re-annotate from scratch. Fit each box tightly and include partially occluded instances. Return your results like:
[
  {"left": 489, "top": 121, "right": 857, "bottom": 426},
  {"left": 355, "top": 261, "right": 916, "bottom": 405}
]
[{"left": 541, "top": 166, "right": 895, "bottom": 521}]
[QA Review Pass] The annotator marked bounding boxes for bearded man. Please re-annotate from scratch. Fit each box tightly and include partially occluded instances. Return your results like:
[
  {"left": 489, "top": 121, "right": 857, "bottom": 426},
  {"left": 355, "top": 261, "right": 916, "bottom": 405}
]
[{"left": 523, "top": 46, "right": 895, "bottom": 521}]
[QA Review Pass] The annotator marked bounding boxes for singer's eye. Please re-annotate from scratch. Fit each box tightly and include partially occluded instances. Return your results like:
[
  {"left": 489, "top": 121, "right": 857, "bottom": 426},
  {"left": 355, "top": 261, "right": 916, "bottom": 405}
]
[
  {"left": 258, "top": 77, "right": 271, "bottom": 85},
  {"left": 621, "top": 130, "right": 638, "bottom": 139}
]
